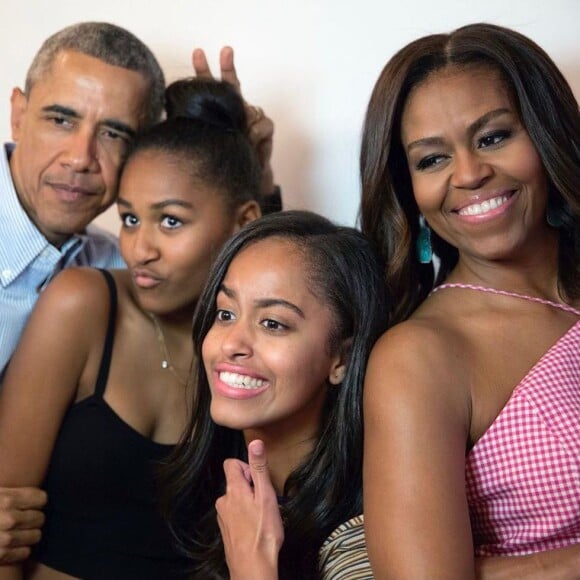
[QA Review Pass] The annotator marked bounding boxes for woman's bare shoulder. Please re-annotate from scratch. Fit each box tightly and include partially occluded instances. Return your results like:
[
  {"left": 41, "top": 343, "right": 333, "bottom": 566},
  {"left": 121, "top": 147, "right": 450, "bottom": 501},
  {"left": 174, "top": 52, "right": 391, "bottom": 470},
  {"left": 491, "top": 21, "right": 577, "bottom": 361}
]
[
  {"left": 366, "top": 307, "right": 472, "bottom": 419},
  {"left": 39, "top": 268, "right": 130, "bottom": 317}
]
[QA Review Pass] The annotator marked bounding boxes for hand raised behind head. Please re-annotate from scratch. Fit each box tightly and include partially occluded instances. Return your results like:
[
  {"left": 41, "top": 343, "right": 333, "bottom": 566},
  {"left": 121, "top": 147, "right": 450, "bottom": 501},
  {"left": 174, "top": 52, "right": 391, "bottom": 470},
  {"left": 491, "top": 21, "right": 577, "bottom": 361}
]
[{"left": 191, "top": 47, "right": 275, "bottom": 195}]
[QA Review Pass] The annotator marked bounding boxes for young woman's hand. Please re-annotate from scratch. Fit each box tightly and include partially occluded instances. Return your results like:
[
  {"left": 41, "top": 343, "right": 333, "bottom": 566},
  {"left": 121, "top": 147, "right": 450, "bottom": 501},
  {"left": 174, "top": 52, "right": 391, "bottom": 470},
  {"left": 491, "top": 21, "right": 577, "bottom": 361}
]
[{"left": 216, "top": 440, "right": 284, "bottom": 580}]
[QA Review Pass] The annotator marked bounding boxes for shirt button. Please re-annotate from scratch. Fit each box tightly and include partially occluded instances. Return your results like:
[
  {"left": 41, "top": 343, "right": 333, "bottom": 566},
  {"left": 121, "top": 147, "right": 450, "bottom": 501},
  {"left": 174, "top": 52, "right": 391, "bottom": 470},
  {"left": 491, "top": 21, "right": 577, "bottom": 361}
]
[{"left": 2, "top": 269, "right": 11, "bottom": 279}]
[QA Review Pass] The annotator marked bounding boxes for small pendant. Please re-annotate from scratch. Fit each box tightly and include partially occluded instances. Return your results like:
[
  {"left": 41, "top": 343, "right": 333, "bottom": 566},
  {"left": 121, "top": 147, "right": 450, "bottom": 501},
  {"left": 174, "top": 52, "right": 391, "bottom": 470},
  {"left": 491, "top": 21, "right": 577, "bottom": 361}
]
[{"left": 161, "top": 360, "right": 169, "bottom": 369}]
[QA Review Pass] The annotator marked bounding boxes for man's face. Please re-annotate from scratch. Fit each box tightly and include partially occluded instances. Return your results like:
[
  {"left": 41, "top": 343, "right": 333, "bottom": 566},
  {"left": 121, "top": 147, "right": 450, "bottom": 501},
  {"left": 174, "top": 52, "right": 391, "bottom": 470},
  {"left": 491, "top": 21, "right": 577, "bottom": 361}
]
[{"left": 9, "top": 49, "right": 151, "bottom": 247}]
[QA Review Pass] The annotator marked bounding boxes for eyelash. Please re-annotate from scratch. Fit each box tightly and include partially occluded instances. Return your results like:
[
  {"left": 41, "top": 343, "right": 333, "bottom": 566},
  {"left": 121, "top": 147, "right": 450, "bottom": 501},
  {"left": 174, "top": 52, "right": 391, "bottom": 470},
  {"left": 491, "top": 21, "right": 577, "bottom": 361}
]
[
  {"left": 478, "top": 129, "right": 512, "bottom": 148},
  {"left": 48, "top": 115, "right": 73, "bottom": 128},
  {"left": 161, "top": 215, "right": 183, "bottom": 229},
  {"left": 216, "top": 309, "right": 235, "bottom": 322},
  {"left": 415, "top": 129, "right": 514, "bottom": 171},
  {"left": 118, "top": 214, "right": 184, "bottom": 230},
  {"left": 416, "top": 154, "right": 447, "bottom": 171},
  {"left": 120, "top": 213, "right": 139, "bottom": 228},
  {"left": 214, "top": 310, "right": 289, "bottom": 332},
  {"left": 260, "top": 319, "right": 288, "bottom": 331},
  {"left": 47, "top": 115, "right": 130, "bottom": 144}
]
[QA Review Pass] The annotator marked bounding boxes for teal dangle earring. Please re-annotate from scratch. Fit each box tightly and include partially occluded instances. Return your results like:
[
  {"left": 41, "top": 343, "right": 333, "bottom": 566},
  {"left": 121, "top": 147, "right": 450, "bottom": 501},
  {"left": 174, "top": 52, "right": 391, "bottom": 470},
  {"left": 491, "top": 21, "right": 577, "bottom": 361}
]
[{"left": 416, "top": 216, "right": 432, "bottom": 264}]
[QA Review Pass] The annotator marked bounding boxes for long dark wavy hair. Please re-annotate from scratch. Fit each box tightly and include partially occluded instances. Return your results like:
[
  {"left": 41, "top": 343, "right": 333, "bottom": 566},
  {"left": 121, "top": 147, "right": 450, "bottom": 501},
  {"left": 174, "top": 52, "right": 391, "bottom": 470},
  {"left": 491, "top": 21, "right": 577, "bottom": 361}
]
[
  {"left": 360, "top": 22, "right": 580, "bottom": 325},
  {"left": 163, "top": 210, "right": 389, "bottom": 579}
]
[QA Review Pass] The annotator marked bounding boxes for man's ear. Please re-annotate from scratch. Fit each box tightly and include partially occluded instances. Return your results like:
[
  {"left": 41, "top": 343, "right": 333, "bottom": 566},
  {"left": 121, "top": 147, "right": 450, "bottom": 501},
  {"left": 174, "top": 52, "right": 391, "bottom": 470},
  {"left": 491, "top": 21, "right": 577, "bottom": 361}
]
[
  {"left": 232, "top": 200, "right": 261, "bottom": 232},
  {"left": 10, "top": 88, "right": 28, "bottom": 142},
  {"left": 328, "top": 337, "right": 352, "bottom": 385}
]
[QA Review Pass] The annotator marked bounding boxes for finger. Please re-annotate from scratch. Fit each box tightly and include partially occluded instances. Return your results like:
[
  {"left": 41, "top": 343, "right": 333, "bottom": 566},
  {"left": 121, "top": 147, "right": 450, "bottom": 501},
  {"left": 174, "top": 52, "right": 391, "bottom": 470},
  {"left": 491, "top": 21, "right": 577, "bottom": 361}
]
[
  {"left": 0, "top": 508, "right": 45, "bottom": 531},
  {"left": 222, "top": 459, "right": 252, "bottom": 492},
  {"left": 0, "top": 487, "right": 47, "bottom": 510},
  {"left": 247, "top": 440, "right": 276, "bottom": 501},
  {"left": 0, "top": 527, "right": 42, "bottom": 549},
  {"left": 192, "top": 48, "right": 214, "bottom": 79},
  {"left": 219, "top": 46, "right": 241, "bottom": 93},
  {"left": 248, "top": 117, "right": 274, "bottom": 167},
  {"left": 0, "top": 545, "right": 32, "bottom": 564}
]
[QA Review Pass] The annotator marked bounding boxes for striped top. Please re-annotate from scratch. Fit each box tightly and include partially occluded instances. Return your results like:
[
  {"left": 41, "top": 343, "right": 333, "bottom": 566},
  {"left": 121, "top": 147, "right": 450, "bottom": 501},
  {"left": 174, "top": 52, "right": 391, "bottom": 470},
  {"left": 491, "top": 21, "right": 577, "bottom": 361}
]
[
  {"left": 0, "top": 144, "right": 125, "bottom": 378},
  {"left": 435, "top": 283, "right": 580, "bottom": 556},
  {"left": 319, "top": 515, "right": 372, "bottom": 579}
]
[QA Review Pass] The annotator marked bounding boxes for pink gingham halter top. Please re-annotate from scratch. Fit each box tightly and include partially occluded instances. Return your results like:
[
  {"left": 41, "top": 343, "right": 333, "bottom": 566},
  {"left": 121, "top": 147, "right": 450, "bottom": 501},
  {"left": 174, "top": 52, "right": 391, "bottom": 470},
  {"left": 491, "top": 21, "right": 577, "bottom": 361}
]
[{"left": 433, "top": 283, "right": 580, "bottom": 556}]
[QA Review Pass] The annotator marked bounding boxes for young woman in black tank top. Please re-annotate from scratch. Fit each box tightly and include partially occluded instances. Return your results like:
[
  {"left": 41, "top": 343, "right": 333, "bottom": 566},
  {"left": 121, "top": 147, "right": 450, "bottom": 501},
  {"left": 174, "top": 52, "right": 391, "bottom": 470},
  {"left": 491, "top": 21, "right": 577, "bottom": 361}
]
[{"left": 0, "top": 76, "right": 266, "bottom": 580}]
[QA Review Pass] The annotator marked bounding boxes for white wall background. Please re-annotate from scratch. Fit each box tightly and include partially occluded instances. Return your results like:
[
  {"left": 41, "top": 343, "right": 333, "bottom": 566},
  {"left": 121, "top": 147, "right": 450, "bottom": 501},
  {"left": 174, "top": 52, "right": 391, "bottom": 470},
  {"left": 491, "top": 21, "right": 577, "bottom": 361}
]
[{"left": 1, "top": 0, "right": 578, "bottom": 233}]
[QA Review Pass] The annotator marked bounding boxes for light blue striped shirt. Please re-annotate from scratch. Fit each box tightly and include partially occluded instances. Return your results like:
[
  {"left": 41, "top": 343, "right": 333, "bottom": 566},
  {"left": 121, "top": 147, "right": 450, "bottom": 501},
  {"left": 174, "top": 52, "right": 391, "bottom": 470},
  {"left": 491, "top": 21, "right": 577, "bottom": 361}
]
[{"left": 0, "top": 144, "right": 125, "bottom": 377}]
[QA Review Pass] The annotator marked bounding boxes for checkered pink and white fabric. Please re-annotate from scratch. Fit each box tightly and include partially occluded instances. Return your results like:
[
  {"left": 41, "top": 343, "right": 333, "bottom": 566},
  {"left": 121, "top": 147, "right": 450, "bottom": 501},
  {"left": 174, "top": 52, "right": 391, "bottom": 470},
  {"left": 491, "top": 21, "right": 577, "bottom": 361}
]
[{"left": 456, "top": 287, "right": 580, "bottom": 556}]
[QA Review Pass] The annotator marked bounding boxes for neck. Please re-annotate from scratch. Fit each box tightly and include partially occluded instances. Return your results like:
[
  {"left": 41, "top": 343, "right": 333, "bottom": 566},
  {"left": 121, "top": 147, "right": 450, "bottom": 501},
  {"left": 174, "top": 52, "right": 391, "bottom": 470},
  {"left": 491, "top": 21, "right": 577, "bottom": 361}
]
[
  {"left": 148, "top": 308, "right": 195, "bottom": 382},
  {"left": 449, "top": 229, "right": 562, "bottom": 300},
  {"left": 243, "top": 428, "right": 318, "bottom": 496}
]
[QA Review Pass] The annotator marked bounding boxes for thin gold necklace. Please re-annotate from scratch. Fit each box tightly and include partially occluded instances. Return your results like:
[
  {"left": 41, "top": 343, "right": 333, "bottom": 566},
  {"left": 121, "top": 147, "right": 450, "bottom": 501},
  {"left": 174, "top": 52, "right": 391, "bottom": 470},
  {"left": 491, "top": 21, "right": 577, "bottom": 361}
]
[{"left": 148, "top": 313, "right": 189, "bottom": 386}]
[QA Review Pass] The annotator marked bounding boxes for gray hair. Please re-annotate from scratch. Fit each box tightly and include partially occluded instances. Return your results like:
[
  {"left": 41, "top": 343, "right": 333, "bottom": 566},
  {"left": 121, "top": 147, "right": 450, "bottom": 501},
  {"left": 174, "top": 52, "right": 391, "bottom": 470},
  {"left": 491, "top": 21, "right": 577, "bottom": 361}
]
[{"left": 25, "top": 21, "right": 165, "bottom": 127}]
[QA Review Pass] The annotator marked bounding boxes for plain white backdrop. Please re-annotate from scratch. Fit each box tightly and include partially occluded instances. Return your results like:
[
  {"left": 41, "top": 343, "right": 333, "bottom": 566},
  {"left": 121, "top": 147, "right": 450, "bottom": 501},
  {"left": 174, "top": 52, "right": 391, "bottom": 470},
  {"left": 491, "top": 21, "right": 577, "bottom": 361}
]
[{"left": 1, "top": 0, "right": 578, "bottom": 233}]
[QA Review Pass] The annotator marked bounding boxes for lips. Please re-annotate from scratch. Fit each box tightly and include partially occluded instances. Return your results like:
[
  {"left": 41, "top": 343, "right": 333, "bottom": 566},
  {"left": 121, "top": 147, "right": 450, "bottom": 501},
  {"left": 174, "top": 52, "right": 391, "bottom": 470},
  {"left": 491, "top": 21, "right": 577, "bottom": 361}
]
[
  {"left": 453, "top": 190, "right": 517, "bottom": 221},
  {"left": 49, "top": 182, "right": 98, "bottom": 202},
  {"left": 131, "top": 268, "right": 163, "bottom": 289},
  {"left": 212, "top": 365, "right": 270, "bottom": 400}
]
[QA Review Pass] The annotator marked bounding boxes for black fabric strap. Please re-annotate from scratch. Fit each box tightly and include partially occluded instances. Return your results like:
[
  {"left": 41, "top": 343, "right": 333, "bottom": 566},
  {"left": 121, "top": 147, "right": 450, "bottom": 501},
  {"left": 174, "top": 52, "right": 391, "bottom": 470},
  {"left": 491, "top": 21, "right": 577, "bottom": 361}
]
[{"left": 94, "top": 269, "right": 118, "bottom": 398}]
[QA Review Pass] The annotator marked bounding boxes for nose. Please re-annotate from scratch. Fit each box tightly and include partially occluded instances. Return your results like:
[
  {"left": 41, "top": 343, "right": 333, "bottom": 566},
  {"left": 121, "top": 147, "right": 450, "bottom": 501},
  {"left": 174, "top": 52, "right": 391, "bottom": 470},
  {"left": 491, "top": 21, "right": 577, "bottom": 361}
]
[
  {"left": 220, "top": 319, "right": 253, "bottom": 360},
  {"left": 131, "top": 225, "right": 160, "bottom": 265},
  {"left": 450, "top": 149, "right": 493, "bottom": 190},
  {"left": 60, "top": 127, "right": 98, "bottom": 173}
]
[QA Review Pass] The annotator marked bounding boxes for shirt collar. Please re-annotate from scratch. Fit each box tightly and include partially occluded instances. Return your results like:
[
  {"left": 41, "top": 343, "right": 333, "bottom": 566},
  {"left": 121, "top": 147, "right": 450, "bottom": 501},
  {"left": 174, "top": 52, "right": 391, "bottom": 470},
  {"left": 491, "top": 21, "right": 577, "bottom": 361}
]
[{"left": 0, "top": 143, "right": 86, "bottom": 283}]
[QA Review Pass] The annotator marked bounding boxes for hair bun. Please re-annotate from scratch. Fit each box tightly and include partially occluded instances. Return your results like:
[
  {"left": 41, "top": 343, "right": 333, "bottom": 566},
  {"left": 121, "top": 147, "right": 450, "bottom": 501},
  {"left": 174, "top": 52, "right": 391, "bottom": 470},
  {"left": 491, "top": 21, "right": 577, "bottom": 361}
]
[{"left": 164, "top": 78, "right": 246, "bottom": 133}]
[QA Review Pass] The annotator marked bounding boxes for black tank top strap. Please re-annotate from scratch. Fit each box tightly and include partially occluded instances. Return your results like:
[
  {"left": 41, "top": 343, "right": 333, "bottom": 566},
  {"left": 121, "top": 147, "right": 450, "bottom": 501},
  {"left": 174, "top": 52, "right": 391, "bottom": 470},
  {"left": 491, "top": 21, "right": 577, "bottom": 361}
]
[{"left": 94, "top": 269, "right": 118, "bottom": 398}]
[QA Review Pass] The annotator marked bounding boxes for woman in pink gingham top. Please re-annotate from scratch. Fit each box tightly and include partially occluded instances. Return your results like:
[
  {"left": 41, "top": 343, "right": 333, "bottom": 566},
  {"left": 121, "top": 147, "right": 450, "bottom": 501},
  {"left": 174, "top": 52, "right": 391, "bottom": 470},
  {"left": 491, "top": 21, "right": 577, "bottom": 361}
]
[{"left": 360, "top": 23, "right": 580, "bottom": 579}]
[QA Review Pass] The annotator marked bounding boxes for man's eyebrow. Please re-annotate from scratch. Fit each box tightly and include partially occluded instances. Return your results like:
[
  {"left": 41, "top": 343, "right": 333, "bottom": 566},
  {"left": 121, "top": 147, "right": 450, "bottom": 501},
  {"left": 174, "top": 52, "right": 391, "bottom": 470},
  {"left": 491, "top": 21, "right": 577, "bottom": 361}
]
[
  {"left": 41, "top": 104, "right": 136, "bottom": 138},
  {"left": 42, "top": 104, "right": 80, "bottom": 118},
  {"left": 219, "top": 284, "right": 305, "bottom": 319}
]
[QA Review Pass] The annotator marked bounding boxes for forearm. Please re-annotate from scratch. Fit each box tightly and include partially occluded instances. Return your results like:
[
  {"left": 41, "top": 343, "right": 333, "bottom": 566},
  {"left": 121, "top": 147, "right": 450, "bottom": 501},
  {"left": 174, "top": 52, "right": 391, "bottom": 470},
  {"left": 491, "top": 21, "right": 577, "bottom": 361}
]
[{"left": 476, "top": 544, "right": 580, "bottom": 580}]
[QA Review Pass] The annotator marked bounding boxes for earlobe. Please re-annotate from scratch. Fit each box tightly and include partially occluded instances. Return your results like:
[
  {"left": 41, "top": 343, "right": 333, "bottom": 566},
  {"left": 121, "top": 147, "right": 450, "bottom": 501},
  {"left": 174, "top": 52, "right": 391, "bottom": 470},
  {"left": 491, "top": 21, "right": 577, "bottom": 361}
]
[
  {"left": 329, "top": 366, "right": 346, "bottom": 385},
  {"left": 233, "top": 200, "right": 261, "bottom": 232},
  {"left": 328, "top": 337, "right": 352, "bottom": 385},
  {"left": 10, "top": 88, "right": 28, "bottom": 142}
]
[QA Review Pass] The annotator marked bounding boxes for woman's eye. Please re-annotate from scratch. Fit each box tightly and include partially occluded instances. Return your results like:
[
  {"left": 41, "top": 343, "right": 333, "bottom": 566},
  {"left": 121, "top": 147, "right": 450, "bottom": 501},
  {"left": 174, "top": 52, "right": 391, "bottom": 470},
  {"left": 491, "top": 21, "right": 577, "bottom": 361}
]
[
  {"left": 415, "top": 154, "right": 446, "bottom": 171},
  {"left": 120, "top": 213, "right": 139, "bottom": 228},
  {"left": 478, "top": 130, "right": 511, "bottom": 148},
  {"left": 260, "top": 319, "right": 288, "bottom": 331},
  {"left": 216, "top": 309, "right": 235, "bottom": 322},
  {"left": 161, "top": 215, "right": 183, "bottom": 229}
]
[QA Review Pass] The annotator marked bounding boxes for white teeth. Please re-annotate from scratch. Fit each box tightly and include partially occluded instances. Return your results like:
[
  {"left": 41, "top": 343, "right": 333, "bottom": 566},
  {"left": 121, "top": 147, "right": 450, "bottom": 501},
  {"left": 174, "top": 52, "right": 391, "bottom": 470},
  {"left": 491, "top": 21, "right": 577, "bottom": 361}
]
[
  {"left": 219, "top": 371, "right": 265, "bottom": 390},
  {"left": 458, "top": 194, "right": 510, "bottom": 216}
]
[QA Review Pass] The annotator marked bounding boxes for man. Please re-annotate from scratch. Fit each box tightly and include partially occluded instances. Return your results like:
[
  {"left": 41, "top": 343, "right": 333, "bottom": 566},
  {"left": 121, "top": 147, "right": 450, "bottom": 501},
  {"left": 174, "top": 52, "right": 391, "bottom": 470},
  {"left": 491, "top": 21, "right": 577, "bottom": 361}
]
[
  {"left": 0, "top": 22, "right": 164, "bottom": 377},
  {"left": 0, "top": 21, "right": 277, "bottom": 564},
  {"left": 1, "top": 22, "right": 278, "bottom": 378}
]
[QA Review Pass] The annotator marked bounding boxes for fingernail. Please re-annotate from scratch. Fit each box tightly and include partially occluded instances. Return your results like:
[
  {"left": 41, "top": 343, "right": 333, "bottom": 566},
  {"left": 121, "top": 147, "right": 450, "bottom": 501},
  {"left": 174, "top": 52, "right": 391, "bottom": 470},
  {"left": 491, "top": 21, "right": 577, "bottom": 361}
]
[{"left": 250, "top": 439, "right": 264, "bottom": 456}]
